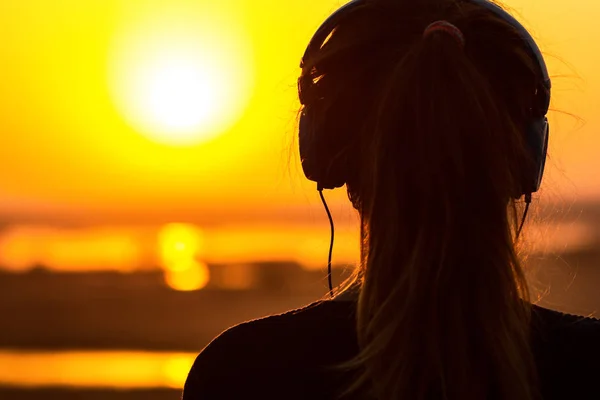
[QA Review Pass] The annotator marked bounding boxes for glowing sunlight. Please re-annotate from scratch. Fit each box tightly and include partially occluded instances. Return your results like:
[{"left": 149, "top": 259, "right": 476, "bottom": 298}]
[
  {"left": 108, "top": 4, "right": 255, "bottom": 146},
  {"left": 159, "top": 223, "right": 209, "bottom": 290}
]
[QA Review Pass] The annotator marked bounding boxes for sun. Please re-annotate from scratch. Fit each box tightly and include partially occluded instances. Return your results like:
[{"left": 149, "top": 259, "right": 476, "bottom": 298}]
[
  {"left": 134, "top": 51, "right": 232, "bottom": 145},
  {"left": 108, "top": 6, "right": 254, "bottom": 146},
  {"left": 145, "top": 57, "right": 219, "bottom": 136}
]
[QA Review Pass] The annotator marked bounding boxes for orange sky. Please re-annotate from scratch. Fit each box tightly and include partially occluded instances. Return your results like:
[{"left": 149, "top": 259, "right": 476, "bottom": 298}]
[{"left": 0, "top": 0, "right": 599, "bottom": 228}]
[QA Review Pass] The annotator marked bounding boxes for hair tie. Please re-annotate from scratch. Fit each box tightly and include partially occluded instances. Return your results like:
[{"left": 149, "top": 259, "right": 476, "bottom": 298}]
[{"left": 423, "top": 21, "right": 466, "bottom": 48}]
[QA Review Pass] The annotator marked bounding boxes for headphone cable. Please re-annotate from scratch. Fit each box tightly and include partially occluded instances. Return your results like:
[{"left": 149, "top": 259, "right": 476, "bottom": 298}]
[
  {"left": 516, "top": 193, "right": 532, "bottom": 239},
  {"left": 318, "top": 188, "right": 335, "bottom": 298}
]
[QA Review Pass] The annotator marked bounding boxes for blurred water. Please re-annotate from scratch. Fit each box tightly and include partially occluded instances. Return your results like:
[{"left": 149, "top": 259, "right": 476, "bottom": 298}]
[{"left": 0, "top": 350, "right": 196, "bottom": 389}]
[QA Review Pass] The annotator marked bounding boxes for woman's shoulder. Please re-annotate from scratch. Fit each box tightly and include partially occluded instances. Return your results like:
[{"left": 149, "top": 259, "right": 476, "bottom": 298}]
[
  {"left": 182, "top": 299, "right": 355, "bottom": 399},
  {"left": 532, "top": 304, "right": 600, "bottom": 353},
  {"left": 531, "top": 304, "right": 600, "bottom": 398},
  {"left": 197, "top": 300, "right": 334, "bottom": 352},
  {"left": 201, "top": 299, "right": 350, "bottom": 345},
  {"left": 532, "top": 304, "right": 600, "bottom": 339},
  {"left": 532, "top": 304, "right": 600, "bottom": 359}
]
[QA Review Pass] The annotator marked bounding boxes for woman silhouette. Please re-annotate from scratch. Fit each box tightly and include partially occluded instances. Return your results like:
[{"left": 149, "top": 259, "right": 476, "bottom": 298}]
[{"left": 183, "top": 1, "right": 600, "bottom": 399}]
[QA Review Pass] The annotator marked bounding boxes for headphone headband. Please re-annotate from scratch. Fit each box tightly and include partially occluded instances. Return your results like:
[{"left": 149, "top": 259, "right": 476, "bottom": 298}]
[
  {"left": 301, "top": 0, "right": 551, "bottom": 111},
  {"left": 471, "top": 0, "right": 551, "bottom": 112},
  {"left": 300, "top": 1, "right": 367, "bottom": 69}
]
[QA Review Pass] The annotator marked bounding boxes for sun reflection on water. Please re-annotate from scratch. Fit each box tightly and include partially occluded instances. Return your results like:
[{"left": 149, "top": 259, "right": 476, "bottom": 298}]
[
  {"left": 0, "top": 350, "right": 197, "bottom": 389},
  {"left": 159, "top": 223, "right": 209, "bottom": 291},
  {"left": 163, "top": 259, "right": 210, "bottom": 291}
]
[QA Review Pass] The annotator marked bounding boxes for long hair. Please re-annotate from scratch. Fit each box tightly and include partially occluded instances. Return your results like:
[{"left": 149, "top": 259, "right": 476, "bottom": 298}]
[{"left": 298, "top": 1, "right": 542, "bottom": 399}]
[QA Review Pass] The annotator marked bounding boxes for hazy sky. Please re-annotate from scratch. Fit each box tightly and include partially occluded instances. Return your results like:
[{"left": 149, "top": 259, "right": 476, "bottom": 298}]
[{"left": 1, "top": 0, "right": 598, "bottom": 227}]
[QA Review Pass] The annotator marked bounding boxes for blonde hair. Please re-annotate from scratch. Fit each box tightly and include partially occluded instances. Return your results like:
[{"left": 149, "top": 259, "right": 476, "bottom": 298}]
[{"left": 299, "top": 1, "right": 542, "bottom": 399}]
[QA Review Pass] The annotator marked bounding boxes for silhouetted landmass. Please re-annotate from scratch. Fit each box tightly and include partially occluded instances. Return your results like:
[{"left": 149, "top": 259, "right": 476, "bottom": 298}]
[
  {"left": 0, "top": 263, "right": 352, "bottom": 351},
  {"left": 1, "top": 251, "right": 599, "bottom": 353},
  {"left": 0, "top": 388, "right": 179, "bottom": 400}
]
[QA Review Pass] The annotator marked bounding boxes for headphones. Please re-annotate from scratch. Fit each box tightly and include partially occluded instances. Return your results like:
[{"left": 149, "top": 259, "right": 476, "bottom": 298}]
[{"left": 298, "top": 0, "right": 551, "bottom": 198}]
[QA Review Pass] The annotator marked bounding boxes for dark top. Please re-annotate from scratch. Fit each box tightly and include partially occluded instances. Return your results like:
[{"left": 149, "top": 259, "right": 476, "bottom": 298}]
[{"left": 182, "top": 299, "right": 600, "bottom": 400}]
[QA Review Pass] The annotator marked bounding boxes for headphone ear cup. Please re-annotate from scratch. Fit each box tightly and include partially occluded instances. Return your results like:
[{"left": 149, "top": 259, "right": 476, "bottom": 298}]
[
  {"left": 299, "top": 108, "right": 321, "bottom": 184},
  {"left": 524, "top": 116, "right": 549, "bottom": 195},
  {"left": 298, "top": 106, "right": 348, "bottom": 190},
  {"left": 536, "top": 118, "right": 549, "bottom": 190}
]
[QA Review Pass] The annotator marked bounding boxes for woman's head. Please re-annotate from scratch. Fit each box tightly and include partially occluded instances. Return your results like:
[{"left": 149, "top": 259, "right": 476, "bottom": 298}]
[
  {"left": 297, "top": 1, "right": 550, "bottom": 399},
  {"left": 298, "top": 0, "right": 549, "bottom": 206}
]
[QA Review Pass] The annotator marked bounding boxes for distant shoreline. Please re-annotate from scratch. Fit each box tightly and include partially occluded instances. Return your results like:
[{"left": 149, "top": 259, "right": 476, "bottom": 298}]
[{"left": 0, "top": 387, "right": 180, "bottom": 400}]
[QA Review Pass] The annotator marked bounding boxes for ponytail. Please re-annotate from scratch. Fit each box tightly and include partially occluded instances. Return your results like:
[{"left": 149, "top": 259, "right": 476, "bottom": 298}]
[{"left": 340, "top": 16, "right": 538, "bottom": 400}]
